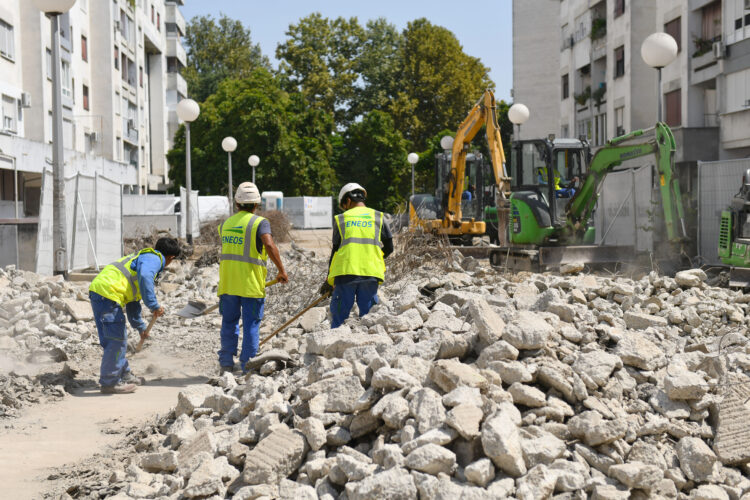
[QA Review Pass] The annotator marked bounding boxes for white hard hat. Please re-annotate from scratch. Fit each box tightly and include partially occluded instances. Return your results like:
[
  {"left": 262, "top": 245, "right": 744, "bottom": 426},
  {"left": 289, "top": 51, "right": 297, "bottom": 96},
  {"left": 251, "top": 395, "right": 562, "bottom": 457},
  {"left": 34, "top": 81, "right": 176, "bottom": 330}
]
[
  {"left": 235, "top": 182, "right": 261, "bottom": 204},
  {"left": 338, "top": 183, "right": 367, "bottom": 207}
]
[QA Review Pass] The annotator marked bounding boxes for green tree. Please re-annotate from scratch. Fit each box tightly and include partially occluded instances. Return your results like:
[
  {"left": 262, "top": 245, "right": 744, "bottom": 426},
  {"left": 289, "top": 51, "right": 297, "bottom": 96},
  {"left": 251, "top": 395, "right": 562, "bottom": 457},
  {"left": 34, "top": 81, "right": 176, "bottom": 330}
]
[
  {"left": 182, "top": 14, "right": 270, "bottom": 102},
  {"left": 334, "top": 111, "right": 409, "bottom": 212},
  {"left": 389, "top": 19, "right": 493, "bottom": 149},
  {"left": 167, "top": 69, "right": 336, "bottom": 198},
  {"left": 276, "top": 14, "right": 365, "bottom": 127}
]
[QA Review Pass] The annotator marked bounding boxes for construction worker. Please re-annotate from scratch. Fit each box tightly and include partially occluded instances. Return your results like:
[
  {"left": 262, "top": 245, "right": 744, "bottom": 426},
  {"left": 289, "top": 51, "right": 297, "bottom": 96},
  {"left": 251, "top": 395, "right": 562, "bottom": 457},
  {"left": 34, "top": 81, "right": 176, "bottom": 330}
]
[
  {"left": 538, "top": 166, "right": 578, "bottom": 198},
  {"left": 89, "top": 237, "right": 181, "bottom": 394},
  {"left": 321, "top": 183, "right": 394, "bottom": 328},
  {"left": 218, "top": 182, "right": 288, "bottom": 375}
]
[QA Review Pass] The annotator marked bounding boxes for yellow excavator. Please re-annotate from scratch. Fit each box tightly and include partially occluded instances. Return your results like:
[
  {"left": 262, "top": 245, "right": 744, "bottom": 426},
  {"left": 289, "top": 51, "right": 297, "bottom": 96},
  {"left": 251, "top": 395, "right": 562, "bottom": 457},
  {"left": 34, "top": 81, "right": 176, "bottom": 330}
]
[{"left": 409, "top": 89, "right": 511, "bottom": 244}]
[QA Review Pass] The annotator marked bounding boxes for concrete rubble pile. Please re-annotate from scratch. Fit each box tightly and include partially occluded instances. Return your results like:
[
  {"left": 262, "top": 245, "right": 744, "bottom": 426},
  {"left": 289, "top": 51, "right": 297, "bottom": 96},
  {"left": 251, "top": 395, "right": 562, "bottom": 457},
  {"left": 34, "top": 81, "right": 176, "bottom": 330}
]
[
  {"left": 64, "top": 254, "right": 750, "bottom": 500},
  {"left": 0, "top": 266, "right": 92, "bottom": 416}
]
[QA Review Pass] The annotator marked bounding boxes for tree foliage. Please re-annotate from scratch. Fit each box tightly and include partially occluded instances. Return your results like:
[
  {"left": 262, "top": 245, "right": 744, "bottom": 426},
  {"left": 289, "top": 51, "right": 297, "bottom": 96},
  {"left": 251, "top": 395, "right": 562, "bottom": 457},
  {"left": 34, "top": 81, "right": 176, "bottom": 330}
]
[
  {"left": 334, "top": 111, "right": 409, "bottom": 212},
  {"left": 182, "top": 14, "right": 270, "bottom": 102},
  {"left": 167, "top": 69, "right": 336, "bottom": 197}
]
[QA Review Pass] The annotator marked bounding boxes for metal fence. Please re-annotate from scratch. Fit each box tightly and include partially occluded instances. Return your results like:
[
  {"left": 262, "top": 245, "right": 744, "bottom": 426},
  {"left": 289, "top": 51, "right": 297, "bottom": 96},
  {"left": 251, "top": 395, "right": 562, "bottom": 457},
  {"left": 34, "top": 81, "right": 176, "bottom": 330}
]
[
  {"left": 594, "top": 165, "right": 655, "bottom": 253},
  {"left": 697, "top": 158, "right": 750, "bottom": 265},
  {"left": 36, "top": 170, "right": 123, "bottom": 274}
]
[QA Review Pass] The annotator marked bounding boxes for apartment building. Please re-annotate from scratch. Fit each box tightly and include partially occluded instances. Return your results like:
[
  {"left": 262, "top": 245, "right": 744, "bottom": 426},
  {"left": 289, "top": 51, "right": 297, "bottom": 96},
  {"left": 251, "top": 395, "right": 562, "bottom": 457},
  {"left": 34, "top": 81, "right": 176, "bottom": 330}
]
[
  {"left": 511, "top": 0, "right": 750, "bottom": 170},
  {"left": 0, "top": 0, "right": 187, "bottom": 219}
]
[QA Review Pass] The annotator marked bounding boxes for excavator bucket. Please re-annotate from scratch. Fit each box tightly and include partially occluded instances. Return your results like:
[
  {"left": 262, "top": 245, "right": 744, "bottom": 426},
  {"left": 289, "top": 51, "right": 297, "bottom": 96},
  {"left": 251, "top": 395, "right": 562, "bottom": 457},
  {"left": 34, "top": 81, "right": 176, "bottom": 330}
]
[{"left": 729, "top": 267, "right": 750, "bottom": 288}]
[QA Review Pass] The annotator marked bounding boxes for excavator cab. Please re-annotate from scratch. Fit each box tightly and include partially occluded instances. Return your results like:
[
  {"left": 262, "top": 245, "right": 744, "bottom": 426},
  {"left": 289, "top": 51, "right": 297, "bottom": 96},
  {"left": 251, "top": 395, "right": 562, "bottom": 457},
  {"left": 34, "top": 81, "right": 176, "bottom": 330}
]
[
  {"left": 509, "top": 138, "right": 589, "bottom": 243},
  {"left": 718, "top": 169, "right": 750, "bottom": 287}
]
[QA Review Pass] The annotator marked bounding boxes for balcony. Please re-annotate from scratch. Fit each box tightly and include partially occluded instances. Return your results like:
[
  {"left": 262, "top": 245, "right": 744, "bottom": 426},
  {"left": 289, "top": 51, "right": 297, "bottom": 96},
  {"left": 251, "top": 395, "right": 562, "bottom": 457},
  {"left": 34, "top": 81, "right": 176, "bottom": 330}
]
[
  {"left": 167, "top": 38, "right": 186, "bottom": 67},
  {"left": 671, "top": 127, "right": 719, "bottom": 163},
  {"left": 691, "top": 50, "right": 721, "bottom": 86},
  {"left": 165, "top": 4, "right": 186, "bottom": 37},
  {"left": 721, "top": 109, "right": 750, "bottom": 150},
  {"left": 167, "top": 72, "right": 187, "bottom": 99}
]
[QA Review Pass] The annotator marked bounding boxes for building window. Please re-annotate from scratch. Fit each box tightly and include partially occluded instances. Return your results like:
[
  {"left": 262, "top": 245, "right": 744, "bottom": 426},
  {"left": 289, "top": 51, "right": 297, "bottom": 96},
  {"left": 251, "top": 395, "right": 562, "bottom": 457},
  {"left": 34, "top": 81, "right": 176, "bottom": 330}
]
[
  {"left": 157, "top": 13, "right": 161, "bottom": 31},
  {"left": 562, "top": 74, "right": 569, "bottom": 100},
  {"left": 615, "top": 106, "right": 625, "bottom": 136},
  {"left": 0, "top": 19, "right": 14, "bottom": 61},
  {"left": 664, "top": 17, "right": 681, "bottom": 52},
  {"left": 2, "top": 95, "right": 17, "bottom": 132},
  {"left": 114, "top": 46, "right": 119, "bottom": 69},
  {"left": 46, "top": 48, "right": 52, "bottom": 79},
  {"left": 614, "top": 46, "right": 625, "bottom": 78},
  {"left": 139, "top": 66, "right": 143, "bottom": 87},
  {"left": 61, "top": 61, "right": 72, "bottom": 99},
  {"left": 83, "top": 85, "right": 89, "bottom": 110},
  {"left": 594, "top": 113, "right": 607, "bottom": 146},
  {"left": 614, "top": 0, "right": 625, "bottom": 18},
  {"left": 81, "top": 35, "right": 88, "bottom": 61},
  {"left": 702, "top": 2, "right": 721, "bottom": 42},
  {"left": 665, "top": 89, "right": 681, "bottom": 127},
  {"left": 151, "top": 5, "right": 154, "bottom": 23}
]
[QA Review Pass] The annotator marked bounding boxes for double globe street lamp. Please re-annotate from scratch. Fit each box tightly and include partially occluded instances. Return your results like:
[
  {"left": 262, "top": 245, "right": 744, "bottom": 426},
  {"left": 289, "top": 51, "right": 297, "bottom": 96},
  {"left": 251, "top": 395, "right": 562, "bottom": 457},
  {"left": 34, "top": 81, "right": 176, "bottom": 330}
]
[
  {"left": 176, "top": 98, "right": 200, "bottom": 244},
  {"left": 221, "top": 137, "right": 237, "bottom": 214},
  {"left": 32, "top": 0, "right": 77, "bottom": 275}
]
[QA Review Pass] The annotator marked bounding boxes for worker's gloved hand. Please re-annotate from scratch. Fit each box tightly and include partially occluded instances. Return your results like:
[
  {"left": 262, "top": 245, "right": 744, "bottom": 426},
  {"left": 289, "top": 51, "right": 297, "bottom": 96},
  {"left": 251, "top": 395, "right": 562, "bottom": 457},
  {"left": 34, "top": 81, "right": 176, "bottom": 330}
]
[{"left": 319, "top": 282, "right": 333, "bottom": 296}]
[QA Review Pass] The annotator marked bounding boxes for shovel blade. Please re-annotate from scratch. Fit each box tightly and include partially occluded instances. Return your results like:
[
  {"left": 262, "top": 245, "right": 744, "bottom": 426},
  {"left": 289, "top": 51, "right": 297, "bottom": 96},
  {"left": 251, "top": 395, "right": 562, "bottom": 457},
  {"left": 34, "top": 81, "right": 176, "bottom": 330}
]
[{"left": 176, "top": 300, "right": 209, "bottom": 318}]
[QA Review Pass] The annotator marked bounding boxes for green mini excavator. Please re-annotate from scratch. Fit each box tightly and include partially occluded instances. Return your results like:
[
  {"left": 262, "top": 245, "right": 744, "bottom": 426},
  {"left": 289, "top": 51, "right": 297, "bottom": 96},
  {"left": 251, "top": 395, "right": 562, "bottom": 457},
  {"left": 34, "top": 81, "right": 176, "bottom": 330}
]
[
  {"left": 718, "top": 170, "right": 750, "bottom": 287},
  {"left": 490, "top": 123, "right": 688, "bottom": 268}
]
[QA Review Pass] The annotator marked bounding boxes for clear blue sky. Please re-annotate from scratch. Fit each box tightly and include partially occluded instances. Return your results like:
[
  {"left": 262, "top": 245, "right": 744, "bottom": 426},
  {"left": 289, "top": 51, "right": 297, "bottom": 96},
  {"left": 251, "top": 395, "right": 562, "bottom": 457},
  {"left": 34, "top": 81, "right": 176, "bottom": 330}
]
[{"left": 180, "top": 0, "right": 513, "bottom": 102}]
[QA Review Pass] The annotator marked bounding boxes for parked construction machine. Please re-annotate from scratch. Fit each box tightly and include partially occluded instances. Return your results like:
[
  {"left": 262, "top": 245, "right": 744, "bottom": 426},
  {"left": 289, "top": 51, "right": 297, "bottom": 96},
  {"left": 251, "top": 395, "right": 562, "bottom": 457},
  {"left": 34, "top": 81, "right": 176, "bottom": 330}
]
[
  {"left": 718, "top": 170, "right": 750, "bottom": 287},
  {"left": 409, "top": 89, "right": 511, "bottom": 244},
  {"left": 491, "top": 122, "right": 688, "bottom": 268}
]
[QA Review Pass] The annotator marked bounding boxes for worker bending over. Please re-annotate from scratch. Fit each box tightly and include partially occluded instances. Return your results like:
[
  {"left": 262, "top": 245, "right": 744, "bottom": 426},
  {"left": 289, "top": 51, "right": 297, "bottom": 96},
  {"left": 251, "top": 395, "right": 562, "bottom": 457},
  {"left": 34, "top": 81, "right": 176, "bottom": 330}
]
[
  {"left": 218, "top": 182, "right": 288, "bottom": 375},
  {"left": 89, "top": 237, "right": 181, "bottom": 394},
  {"left": 322, "top": 183, "right": 393, "bottom": 328}
]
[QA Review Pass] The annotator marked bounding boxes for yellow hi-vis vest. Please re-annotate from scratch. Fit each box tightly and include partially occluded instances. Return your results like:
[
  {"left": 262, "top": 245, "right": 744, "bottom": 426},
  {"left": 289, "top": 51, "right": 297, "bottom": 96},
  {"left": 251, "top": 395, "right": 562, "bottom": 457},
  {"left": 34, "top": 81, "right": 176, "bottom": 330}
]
[
  {"left": 539, "top": 167, "right": 561, "bottom": 190},
  {"left": 217, "top": 211, "right": 268, "bottom": 298},
  {"left": 89, "top": 248, "right": 164, "bottom": 307},
  {"left": 327, "top": 206, "right": 385, "bottom": 285}
]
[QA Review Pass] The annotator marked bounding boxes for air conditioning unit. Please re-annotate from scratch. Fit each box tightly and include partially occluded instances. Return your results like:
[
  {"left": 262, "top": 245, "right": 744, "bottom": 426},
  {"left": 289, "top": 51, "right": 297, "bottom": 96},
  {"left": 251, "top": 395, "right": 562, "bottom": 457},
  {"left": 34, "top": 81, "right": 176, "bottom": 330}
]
[
  {"left": 713, "top": 41, "right": 726, "bottom": 59},
  {"left": 20, "top": 93, "right": 31, "bottom": 108}
]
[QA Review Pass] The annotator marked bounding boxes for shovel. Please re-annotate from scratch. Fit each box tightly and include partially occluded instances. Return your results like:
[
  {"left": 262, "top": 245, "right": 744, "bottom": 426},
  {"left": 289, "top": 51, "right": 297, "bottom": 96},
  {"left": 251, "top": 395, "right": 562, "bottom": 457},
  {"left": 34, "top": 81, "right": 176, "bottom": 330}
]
[
  {"left": 176, "top": 279, "right": 279, "bottom": 318},
  {"left": 258, "top": 290, "right": 331, "bottom": 349}
]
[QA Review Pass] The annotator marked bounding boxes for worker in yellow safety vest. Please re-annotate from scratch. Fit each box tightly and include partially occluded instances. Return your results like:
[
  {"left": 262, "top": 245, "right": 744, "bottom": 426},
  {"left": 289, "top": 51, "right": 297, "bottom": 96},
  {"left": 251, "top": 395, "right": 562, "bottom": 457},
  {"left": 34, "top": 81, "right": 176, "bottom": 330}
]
[
  {"left": 217, "top": 182, "right": 288, "bottom": 375},
  {"left": 321, "top": 183, "right": 394, "bottom": 328},
  {"left": 89, "top": 237, "right": 181, "bottom": 394}
]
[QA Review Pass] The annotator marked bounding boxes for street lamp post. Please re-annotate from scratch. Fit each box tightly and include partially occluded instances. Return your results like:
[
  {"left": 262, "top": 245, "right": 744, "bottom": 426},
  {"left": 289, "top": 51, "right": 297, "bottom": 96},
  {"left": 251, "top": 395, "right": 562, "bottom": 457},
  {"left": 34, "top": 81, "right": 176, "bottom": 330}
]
[
  {"left": 641, "top": 33, "right": 678, "bottom": 123},
  {"left": 508, "top": 103, "right": 530, "bottom": 183},
  {"left": 248, "top": 155, "right": 260, "bottom": 184},
  {"left": 176, "top": 98, "right": 200, "bottom": 244},
  {"left": 32, "top": 0, "right": 76, "bottom": 275},
  {"left": 407, "top": 152, "right": 419, "bottom": 200},
  {"left": 221, "top": 137, "right": 237, "bottom": 215}
]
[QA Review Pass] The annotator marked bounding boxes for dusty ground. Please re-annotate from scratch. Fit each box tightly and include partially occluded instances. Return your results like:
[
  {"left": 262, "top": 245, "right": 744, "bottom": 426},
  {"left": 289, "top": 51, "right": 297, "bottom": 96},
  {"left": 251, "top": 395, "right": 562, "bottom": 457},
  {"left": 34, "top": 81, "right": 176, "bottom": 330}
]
[{"left": 0, "top": 228, "right": 332, "bottom": 500}]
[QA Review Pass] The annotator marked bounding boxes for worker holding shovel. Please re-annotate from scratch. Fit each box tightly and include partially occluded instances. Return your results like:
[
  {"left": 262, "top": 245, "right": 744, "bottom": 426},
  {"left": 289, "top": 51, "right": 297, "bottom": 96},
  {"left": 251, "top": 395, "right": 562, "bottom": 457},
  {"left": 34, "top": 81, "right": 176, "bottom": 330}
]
[
  {"left": 217, "top": 182, "right": 288, "bottom": 375},
  {"left": 88, "top": 237, "right": 181, "bottom": 394}
]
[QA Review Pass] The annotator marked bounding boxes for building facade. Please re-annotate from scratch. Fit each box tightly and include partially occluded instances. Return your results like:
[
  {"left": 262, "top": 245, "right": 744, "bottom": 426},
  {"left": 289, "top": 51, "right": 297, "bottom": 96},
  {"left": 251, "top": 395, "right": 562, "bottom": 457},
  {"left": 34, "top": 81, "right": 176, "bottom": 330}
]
[
  {"left": 0, "top": 0, "right": 187, "bottom": 220},
  {"left": 512, "top": 0, "right": 750, "bottom": 167}
]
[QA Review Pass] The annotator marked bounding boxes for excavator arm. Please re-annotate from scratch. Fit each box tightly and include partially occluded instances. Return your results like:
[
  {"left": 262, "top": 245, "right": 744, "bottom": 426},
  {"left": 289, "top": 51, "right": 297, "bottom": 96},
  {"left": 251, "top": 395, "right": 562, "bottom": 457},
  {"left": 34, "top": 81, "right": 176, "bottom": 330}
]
[
  {"left": 445, "top": 89, "right": 510, "bottom": 230},
  {"left": 564, "top": 122, "right": 687, "bottom": 242}
]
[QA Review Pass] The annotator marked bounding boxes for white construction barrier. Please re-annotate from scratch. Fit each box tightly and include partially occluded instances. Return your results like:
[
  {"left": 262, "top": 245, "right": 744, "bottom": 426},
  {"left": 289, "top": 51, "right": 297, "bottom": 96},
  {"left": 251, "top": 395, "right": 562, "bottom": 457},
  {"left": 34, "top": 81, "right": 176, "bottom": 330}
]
[
  {"left": 283, "top": 196, "right": 333, "bottom": 229},
  {"left": 36, "top": 170, "right": 123, "bottom": 274},
  {"left": 179, "top": 187, "right": 200, "bottom": 239},
  {"left": 199, "top": 196, "right": 230, "bottom": 222},
  {"left": 594, "top": 165, "right": 655, "bottom": 253},
  {"left": 697, "top": 158, "right": 750, "bottom": 265}
]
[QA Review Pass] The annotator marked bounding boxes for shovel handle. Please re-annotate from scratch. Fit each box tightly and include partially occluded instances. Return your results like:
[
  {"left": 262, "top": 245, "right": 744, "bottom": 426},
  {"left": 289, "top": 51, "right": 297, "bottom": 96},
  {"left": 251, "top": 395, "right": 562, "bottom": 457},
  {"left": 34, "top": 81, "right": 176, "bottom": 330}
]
[
  {"left": 196, "top": 280, "right": 278, "bottom": 317},
  {"left": 259, "top": 291, "right": 330, "bottom": 348},
  {"left": 136, "top": 314, "right": 158, "bottom": 352}
]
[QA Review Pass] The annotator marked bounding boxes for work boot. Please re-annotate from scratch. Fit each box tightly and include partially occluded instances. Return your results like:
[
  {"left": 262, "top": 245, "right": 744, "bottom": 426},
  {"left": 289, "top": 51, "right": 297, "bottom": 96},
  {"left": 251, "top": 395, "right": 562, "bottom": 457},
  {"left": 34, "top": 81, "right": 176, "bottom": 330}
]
[
  {"left": 100, "top": 382, "right": 137, "bottom": 394},
  {"left": 219, "top": 365, "right": 235, "bottom": 376},
  {"left": 121, "top": 372, "right": 146, "bottom": 386}
]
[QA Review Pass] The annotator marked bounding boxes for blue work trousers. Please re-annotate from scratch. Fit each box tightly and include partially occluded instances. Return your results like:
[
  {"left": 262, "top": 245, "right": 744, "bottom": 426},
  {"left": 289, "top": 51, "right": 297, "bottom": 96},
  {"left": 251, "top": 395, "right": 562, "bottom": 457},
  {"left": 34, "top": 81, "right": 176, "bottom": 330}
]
[
  {"left": 219, "top": 295, "right": 265, "bottom": 371},
  {"left": 330, "top": 279, "right": 379, "bottom": 329},
  {"left": 90, "top": 291, "right": 133, "bottom": 387}
]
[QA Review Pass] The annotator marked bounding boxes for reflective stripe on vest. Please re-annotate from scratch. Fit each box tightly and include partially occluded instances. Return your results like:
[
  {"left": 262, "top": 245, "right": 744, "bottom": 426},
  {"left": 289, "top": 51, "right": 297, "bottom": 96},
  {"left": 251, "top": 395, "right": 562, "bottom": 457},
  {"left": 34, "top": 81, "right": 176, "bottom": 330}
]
[
  {"left": 219, "top": 215, "right": 267, "bottom": 268},
  {"left": 110, "top": 254, "right": 139, "bottom": 298},
  {"left": 337, "top": 213, "right": 383, "bottom": 248}
]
